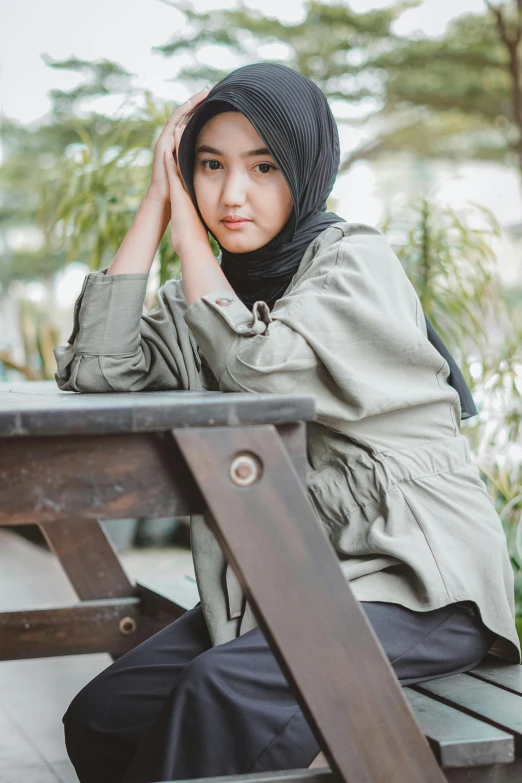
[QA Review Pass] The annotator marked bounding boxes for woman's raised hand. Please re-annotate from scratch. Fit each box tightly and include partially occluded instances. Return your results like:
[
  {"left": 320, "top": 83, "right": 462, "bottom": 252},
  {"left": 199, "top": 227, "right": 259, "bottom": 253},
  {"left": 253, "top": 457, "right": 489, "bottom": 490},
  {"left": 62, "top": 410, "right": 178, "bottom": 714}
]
[
  {"left": 146, "top": 86, "right": 210, "bottom": 208},
  {"left": 163, "top": 98, "right": 211, "bottom": 256}
]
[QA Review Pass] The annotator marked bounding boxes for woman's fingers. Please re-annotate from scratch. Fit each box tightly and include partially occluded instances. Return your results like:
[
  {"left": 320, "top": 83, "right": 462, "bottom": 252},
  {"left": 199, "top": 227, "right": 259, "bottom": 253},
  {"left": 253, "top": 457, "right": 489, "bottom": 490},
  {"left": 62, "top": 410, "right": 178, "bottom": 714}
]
[
  {"left": 165, "top": 129, "right": 188, "bottom": 192},
  {"left": 164, "top": 148, "right": 177, "bottom": 194},
  {"left": 174, "top": 124, "right": 187, "bottom": 160},
  {"left": 149, "top": 88, "right": 208, "bottom": 204},
  {"left": 174, "top": 126, "right": 190, "bottom": 192},
  {"left": 176, "top": 96, "right": 207, "bottom": 129},
  {"left": 155, "top": 87, "right": 208, "bottom": 152},
  {"left": 166, "top": 87, "right": 210, "bottom": 130}
]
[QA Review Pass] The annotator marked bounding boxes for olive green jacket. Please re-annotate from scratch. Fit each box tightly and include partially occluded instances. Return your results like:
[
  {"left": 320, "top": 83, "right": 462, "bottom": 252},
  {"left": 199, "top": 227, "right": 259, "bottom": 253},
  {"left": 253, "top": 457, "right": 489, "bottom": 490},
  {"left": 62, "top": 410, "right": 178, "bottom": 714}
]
[{"left": 54, "top": 221, "right": 521, "bottom": 662}]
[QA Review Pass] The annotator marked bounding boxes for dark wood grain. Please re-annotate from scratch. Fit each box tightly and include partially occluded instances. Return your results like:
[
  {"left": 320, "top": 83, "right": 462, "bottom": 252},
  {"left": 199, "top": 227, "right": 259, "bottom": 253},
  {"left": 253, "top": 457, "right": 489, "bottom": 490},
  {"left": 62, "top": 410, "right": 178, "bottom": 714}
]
[
  {"left": 174, "top": 425, "right": 446, "bottom": 783},
  {"left": 39, "top": 520, "right": 134, "bottom": 600},
  {"left": 404, "top": 688, "right": 514, "bottom": 768},
  {"left": 415, "top": 675, "right": 522, "bottom": 754},
  {"left": 0, "top": 425, "right": 305, "bottom": 526},
  {"left": 0, "top": 381, "right": 315, "bottom": 438},
  {"left": 3, "top": 382, "right": 519, "bottom": 782},
  {"left": 0, "top": 431, "right": 203, "bottom": 525},
  {"left": 0, "top": 598, "right": 177, "bottom": 659}
]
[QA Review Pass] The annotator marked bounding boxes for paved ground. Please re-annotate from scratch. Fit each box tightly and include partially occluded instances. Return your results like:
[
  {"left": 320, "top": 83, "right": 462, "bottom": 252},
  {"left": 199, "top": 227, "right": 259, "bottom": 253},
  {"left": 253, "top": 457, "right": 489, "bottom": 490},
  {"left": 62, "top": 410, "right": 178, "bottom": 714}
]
[{"left": 0, "top": 529, "right": 195, "bottom": 783}]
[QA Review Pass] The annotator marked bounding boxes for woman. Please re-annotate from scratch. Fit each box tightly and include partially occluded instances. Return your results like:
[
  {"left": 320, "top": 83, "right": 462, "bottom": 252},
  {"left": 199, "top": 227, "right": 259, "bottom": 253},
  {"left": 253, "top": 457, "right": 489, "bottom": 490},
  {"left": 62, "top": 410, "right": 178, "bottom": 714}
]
[{"left": 55, "top": 63, "right": 520, "bottom": 783}]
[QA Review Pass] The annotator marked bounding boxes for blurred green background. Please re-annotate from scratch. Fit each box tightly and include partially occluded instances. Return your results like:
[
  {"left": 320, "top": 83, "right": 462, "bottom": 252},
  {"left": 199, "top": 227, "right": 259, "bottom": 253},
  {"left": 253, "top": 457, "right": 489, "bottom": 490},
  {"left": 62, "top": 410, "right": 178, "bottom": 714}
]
[{"left": 1, "top": 0, "right": 521, "bottom": 638}]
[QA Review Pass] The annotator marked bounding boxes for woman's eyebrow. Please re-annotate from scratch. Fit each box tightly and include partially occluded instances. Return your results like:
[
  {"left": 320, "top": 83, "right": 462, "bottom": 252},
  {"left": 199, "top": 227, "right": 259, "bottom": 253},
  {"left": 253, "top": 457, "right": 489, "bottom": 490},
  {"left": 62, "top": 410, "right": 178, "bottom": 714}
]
[{"left": 196, "top": 144, "right": 272, "bottom": 158}]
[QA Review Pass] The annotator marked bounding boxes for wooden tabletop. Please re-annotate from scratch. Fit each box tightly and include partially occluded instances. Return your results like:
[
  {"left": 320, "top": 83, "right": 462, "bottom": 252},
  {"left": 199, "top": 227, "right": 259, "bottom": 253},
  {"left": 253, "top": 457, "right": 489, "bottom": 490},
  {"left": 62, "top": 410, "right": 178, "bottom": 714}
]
[{"left": 0, "top": 381, "right": 316, "bottom": 438}]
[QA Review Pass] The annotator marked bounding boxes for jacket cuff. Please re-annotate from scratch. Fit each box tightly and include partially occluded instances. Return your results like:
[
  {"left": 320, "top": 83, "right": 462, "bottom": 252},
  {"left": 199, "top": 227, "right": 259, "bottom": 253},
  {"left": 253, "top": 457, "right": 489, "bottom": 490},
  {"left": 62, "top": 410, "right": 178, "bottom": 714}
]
[
  {"left": 69, "top": 267, "right": 150, "bottom": 354},
  {"left": 183, "top": 291, "right": 272, "bottom": 378}
]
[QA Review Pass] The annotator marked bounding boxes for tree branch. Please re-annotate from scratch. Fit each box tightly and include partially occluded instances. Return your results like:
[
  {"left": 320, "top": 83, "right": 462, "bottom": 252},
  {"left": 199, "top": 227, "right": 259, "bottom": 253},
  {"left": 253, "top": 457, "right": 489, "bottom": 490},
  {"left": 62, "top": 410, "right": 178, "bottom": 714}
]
[
  {"left": 484, "top": 1, "right": 512, "bottom": 44},
  {"left": 484, "top": 1, "right": 522, "bottom": 171}
]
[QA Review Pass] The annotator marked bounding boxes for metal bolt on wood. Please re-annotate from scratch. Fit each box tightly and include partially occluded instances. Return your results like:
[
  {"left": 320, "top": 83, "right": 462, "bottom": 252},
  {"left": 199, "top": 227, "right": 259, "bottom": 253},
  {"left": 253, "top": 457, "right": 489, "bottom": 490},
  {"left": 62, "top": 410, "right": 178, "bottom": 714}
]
[
  {"left": 119, "top": 617, "right": 137, "bottom": 635},
  {"left": 229, "top": 454, "right": 262, "bottom": 487}
]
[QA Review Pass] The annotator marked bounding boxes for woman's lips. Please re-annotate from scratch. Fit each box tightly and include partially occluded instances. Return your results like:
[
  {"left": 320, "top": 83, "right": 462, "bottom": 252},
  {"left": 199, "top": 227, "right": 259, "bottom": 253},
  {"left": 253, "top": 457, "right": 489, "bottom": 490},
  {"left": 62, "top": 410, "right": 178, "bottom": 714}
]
[{"left": 222, "top": 219, "right": 251, "bottom": 230}]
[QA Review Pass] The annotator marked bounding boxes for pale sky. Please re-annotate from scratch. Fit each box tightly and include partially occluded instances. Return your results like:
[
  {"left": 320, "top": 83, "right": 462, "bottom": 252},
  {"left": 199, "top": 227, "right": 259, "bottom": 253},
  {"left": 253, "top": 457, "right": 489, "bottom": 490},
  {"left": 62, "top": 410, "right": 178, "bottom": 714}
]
[{"left": 1, "top": 0, "right": 521, "bottom": 240}]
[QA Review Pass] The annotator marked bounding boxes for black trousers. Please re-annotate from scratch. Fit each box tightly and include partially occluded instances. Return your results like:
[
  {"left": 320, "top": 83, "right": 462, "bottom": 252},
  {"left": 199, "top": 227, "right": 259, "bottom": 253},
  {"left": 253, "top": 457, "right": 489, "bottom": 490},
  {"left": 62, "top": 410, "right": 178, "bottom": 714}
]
[{"left": 63, "top": 600, "right": 494, "bottom": 783}]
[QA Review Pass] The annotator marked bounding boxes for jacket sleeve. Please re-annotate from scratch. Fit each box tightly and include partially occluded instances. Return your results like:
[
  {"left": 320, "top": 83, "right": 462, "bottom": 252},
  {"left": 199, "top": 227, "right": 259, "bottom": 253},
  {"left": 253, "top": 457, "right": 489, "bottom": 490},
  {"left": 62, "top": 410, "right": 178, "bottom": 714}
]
[
  {"left": 183, "top": 230, "right": 439, "bottom": 426},
  {"left": 53, "top": 268, "right": 201, "bottom": 393},
  {"left": 182, "top": 239, "right": 342, "bottom": 400}
]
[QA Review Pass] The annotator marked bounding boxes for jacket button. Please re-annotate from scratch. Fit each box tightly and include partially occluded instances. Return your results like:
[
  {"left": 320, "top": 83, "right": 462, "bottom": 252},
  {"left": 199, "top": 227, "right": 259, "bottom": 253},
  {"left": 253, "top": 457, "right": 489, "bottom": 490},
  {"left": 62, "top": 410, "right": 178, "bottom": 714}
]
[{"left": 216, "top": 297, "right": 232, "bottom": 306}]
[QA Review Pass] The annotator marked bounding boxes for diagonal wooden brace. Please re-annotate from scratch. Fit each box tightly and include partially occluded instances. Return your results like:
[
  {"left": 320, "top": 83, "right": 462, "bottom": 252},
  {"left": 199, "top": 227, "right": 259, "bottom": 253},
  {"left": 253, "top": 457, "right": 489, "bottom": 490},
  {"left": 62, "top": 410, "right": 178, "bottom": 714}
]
[
  {"left": 173, "top": 424, "right": 446, "bottom": 783},
  {"left": 39, "top": 519, "right": 134, "bottom": 601}
]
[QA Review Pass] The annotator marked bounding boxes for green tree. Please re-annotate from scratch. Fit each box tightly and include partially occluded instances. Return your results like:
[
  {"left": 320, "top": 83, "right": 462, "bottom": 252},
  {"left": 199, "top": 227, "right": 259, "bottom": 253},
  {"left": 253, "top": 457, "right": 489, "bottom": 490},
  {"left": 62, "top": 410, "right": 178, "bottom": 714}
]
[
  {"left": 378, "top": 1, "right": 522, "bottom": 183},
  {"left": 5, "top": 0, "right": 522, "bottom": 293},
  {"left": 0, "top": 61, "right": 188, "bottom": 289},
  {"left": 152, "top": 1, "right": 522, "bottom": 184},
  {"left": 152, "top": 0, "right": 419, "bottom": 175},
  {"left": 385, "top": 198, "right": 522, "bottom": 638},
  {"left": 0, "top": 59, "right": 177, "bottom": 381}
]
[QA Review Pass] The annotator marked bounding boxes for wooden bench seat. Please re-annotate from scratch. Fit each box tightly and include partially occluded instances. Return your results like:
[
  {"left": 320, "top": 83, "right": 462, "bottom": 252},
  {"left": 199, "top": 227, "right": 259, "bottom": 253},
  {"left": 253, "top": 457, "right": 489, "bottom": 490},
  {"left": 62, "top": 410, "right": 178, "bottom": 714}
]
[
  {"left": 1, "top": 526, "right": 519, "bottom": 781},
  {"left": 2, "top": 382, "right": 520, "bottom": 783},
  {"left": 145, "top": 575, "right": 522, "bottom": 782}
]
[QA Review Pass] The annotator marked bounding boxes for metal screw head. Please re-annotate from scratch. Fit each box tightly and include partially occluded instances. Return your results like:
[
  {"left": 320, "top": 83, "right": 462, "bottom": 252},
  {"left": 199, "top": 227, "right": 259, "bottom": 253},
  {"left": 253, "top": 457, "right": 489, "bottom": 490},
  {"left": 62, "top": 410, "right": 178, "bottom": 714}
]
[
  {"left": 230, "top": 454, "right": 262, "bottom": 486},
  {"left": 119, "top": 616, "right": 137, "bottom": 635},
  {"left": 215, "top": 297, "right": 232, "bottom": 306}
]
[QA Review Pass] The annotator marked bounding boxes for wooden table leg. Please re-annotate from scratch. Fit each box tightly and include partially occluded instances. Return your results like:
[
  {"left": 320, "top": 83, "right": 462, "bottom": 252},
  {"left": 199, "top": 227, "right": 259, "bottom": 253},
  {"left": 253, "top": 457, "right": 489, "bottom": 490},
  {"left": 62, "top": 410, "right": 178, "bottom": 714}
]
[
  {"left": 174, "top": 424, "right": 446, "bottom": 783},
  {"left": 39, "top": 520, "right": 134, "bottom": 600},
  {"left": 38, "top": 520, "right": 139, "bottom": 660}
]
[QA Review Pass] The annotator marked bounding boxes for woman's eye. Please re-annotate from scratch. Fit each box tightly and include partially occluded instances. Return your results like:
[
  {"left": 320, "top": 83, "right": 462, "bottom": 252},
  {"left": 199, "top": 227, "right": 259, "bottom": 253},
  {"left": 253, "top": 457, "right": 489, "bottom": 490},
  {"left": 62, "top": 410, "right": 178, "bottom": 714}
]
[
  {"left": 256, "top": 163, "right": 276, "bottom": 174},
  {"left": 201, "top": 160, "right": 277, "bottom": 174}
]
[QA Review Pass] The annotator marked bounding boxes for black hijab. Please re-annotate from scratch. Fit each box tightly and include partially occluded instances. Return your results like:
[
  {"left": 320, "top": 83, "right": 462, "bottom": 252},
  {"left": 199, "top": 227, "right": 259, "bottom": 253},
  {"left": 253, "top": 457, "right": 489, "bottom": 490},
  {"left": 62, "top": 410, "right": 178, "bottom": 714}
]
[{"left": 178, "top": 62, "right": 477, "bottom": 420}]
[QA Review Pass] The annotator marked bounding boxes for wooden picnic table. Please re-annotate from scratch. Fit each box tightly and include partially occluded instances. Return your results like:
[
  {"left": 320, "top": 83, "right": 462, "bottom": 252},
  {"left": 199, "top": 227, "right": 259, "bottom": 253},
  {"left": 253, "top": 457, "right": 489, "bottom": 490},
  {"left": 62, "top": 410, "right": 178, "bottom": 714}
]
[{"left": 1, "top": 380, "right": 521, "bottom": 783}]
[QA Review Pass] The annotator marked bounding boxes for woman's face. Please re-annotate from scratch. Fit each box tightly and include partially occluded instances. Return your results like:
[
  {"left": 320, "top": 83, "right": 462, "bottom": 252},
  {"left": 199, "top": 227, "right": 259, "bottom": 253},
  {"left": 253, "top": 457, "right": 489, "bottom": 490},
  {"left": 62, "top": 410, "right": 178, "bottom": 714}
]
[{"left": 192, "top": 111, "right": 294, "bottom": 252}]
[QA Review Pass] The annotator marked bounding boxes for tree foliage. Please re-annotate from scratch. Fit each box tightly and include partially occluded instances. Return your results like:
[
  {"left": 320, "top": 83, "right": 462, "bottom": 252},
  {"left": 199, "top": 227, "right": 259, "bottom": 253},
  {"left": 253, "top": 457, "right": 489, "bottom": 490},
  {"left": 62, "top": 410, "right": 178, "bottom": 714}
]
[
  {"left": 151, "top": 1, "right": 522, "bottom": 179},
  {"left": 0, "top": 5, "right": 521, "bottom": 636},
  {"left": 378, "top": 2, "right": 522, "bottom": 176},
  {"left": 386, "top": 199, "right": 522, "bottom": 631},
  {"left": 3, "top": 0, "right": 522, "bottom": 290}
]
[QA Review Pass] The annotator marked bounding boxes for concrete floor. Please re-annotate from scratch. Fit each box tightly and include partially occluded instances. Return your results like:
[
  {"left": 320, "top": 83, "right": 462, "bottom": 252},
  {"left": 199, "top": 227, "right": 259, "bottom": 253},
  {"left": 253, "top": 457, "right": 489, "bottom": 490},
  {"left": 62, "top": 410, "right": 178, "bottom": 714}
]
[{"left": 0, "top": 530, "right": 195, "bottom": 783}]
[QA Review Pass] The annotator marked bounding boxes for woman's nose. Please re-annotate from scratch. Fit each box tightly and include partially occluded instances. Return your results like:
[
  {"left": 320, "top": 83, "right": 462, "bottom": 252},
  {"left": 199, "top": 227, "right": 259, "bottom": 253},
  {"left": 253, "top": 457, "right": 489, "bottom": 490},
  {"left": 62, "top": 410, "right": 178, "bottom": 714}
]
[{"left": 222, "top": 170, "right": 247, "bottom": 206}]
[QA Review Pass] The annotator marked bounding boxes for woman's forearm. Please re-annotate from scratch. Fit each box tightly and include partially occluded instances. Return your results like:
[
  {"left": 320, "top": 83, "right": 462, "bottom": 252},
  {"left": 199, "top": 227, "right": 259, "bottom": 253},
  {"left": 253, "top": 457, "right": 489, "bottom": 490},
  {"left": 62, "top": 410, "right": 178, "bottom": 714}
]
[
  {"left": 106, "top": 191, "right": 171, "bottom": 276},
  {"left": 179, "top": 240, "right": 235, "bottom": 306}
]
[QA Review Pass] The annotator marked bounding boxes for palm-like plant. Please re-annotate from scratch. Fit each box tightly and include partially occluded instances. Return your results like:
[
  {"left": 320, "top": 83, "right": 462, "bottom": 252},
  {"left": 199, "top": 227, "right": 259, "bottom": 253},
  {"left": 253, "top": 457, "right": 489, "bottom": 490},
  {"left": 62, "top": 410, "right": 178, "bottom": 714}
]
[
  {"left": 36, "top": 90, "right": 222, "bottom": 288},
  {"left": 385, "top": 198, "right": 522, "bottom": 638}
]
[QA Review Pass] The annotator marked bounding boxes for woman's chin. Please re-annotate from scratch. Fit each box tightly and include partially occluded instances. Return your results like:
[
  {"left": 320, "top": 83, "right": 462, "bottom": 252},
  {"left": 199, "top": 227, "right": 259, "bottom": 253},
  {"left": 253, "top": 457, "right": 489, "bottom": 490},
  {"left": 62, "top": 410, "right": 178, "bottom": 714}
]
[{"left": 216, "top": 228, "right": 263, "bottom": 253}]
